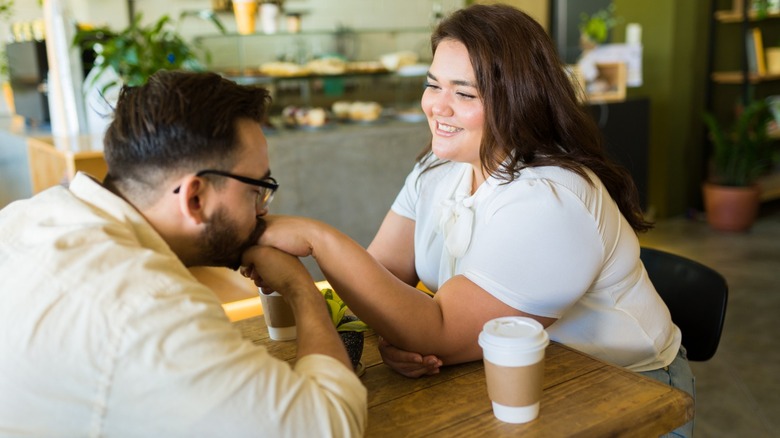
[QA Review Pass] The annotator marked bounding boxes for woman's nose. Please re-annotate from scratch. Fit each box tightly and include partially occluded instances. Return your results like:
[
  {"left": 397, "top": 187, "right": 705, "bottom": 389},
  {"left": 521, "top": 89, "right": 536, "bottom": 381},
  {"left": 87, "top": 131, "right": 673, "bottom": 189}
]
[{"left": 430, "top": 94, "right": 453, "bottom": 117}]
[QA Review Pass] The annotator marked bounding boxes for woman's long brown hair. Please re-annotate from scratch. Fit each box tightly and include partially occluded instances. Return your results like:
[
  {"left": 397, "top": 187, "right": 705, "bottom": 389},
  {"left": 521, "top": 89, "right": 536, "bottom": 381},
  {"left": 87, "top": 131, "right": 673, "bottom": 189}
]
[{"left": 419, "top": 4, "right": 652, "bottom": 232}]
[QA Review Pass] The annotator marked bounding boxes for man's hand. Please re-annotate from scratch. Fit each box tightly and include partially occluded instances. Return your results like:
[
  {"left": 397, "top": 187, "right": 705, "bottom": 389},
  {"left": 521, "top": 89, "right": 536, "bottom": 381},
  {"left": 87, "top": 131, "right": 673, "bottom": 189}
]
[
  {"left": 378, "top": 336, "right": 443, "bottom": 378},
  {"left": 241, "top": 245, "right": 354, "bottom": 370},
  {"left": 240, "top": 245, "right": 312, "bottom": 300}
]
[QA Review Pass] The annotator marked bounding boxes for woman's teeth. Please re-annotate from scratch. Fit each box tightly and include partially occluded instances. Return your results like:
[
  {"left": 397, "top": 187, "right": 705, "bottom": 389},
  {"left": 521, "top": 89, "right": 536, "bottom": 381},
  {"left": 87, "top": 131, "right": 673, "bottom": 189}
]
[{"left": 437, "top": 122, "right": 460, "bottom": 133}]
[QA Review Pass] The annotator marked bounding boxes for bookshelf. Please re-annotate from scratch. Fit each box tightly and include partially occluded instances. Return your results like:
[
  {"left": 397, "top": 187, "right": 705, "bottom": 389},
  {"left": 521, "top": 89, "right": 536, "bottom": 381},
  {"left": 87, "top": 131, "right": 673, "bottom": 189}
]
[
  {"left": 706, "top": 0, "right": 780, "bottom": 203},
  {"left": 711, "top": 2, "right": 780, "bottom": 84}
]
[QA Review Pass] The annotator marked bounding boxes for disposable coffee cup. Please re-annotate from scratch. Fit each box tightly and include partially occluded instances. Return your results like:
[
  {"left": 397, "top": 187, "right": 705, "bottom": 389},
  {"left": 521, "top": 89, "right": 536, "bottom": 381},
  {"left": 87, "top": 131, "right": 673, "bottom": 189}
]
[
  {"left": 478, "top": 316, "right": 549, "bottom": 424},
  {"left": 259, "top": 290, "right": 297, "bottom": 341},
  {"left": 232, "top": 0, "right": 257, "bottom": 35}
]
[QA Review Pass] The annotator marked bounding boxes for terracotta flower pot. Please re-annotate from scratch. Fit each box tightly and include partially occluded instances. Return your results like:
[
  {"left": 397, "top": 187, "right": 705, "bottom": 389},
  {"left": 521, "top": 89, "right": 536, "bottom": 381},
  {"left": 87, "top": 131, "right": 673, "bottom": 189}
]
[{"left": 702, "top": 183, "right": 761, "bottom": 232}]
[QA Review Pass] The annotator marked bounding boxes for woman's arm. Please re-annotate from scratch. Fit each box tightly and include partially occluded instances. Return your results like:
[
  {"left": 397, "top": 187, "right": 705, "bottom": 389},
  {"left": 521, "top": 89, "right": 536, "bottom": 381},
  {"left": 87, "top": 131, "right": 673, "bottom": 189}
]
[
  {"left": 259, "top": 215, "right": 555, "bottom": 365},
  {"left": 366, "top": 211, "right": 418, "bottom": 286},
  {"left": 368, "top": 210, "right": 440, "bottom": 376}
]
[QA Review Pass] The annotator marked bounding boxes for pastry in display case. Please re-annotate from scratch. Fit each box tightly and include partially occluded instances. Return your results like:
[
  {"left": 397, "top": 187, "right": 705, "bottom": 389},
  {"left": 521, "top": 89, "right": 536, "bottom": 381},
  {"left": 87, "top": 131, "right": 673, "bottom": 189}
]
[
  {"left": 197, "top": 28, "right": 431, "bottom": 77},
  {"left": 196, "top": 28, "right": 430, "bottom": 125},
  {"left": 281, "top": 106, "right": 331, "bottom": 129},
  {"left": 305, "top": 57, "right": 347, "bottom": 75},
  {"left": 258, "top": 61, "right": 310, "bottom": 77},
  {"left": 332, "top": 101, "right": 383, "bottom": 123}
]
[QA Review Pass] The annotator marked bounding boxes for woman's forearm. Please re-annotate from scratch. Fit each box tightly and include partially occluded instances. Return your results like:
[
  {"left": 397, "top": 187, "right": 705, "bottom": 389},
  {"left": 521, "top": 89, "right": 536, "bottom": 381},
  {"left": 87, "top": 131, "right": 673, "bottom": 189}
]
[
  {"left": 309, "top": 222, "right": 448, "bottom": 352},
  {"left": 260, "top": 216, "right": 510, "bottom": 364}
]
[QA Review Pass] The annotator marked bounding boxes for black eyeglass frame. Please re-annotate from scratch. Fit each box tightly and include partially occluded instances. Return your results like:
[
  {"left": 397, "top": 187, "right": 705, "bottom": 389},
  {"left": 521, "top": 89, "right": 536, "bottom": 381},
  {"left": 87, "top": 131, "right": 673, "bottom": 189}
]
[{"left": 173, "top": 169, "right": 279, "bottom": 209}]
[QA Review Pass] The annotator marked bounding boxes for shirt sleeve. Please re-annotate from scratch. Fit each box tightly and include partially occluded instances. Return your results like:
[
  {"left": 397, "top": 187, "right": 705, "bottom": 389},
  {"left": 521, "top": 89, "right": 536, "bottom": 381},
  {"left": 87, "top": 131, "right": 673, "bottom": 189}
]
[
  {"left": 390, "top": 163, "right": 424, "bottom": 220},
  {"left": 462, "top": 177, "right": 605, "bottom": 318}
]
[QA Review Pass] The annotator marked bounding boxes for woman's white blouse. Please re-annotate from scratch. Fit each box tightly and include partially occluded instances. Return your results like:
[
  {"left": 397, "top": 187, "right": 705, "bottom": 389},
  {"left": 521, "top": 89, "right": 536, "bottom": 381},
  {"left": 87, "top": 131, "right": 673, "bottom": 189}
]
[{"left": 391, "top": 161, "right": 681, "bottom": 371}]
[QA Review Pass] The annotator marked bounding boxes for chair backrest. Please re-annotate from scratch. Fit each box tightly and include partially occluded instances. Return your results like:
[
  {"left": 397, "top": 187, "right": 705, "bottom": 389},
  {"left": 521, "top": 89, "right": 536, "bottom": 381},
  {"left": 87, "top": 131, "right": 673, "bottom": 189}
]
[{"left": 639, "top": 247, "right": 728, "bottom": 361}]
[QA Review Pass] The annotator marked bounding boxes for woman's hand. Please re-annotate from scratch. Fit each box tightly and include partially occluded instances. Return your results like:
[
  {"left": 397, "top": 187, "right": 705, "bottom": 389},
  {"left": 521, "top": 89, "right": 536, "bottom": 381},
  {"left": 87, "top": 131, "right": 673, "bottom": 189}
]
[
  {"left": 255, "top": 215, "right": 326, "bottom": 258},
  {"left": 378, "top": 336, "right": 443, "bottom": 378}
]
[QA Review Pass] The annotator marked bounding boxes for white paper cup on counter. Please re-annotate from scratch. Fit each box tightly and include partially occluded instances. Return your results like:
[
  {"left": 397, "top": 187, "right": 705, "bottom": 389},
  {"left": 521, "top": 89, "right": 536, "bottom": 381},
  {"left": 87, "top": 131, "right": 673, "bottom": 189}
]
[
  {"left": 259, "top": 290, "right": 297, "bottom": 341},
  {"left": 478, "top": 316, "right": 549, "bottom": 424}
]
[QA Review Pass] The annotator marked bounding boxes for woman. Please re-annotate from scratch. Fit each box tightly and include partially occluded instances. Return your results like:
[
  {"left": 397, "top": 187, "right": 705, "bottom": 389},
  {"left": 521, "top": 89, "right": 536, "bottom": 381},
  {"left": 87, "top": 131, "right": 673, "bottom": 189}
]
[{"left": 244, "top": 4, "right": 693, "bottom": 434}]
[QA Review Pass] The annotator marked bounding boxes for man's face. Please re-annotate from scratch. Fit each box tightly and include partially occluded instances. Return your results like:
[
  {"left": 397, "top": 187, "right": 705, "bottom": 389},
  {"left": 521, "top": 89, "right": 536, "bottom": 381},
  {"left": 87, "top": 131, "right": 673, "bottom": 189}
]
[
  {"left": 197, "top": 119, "right": 272, "bottom": 269},
  {"left": 196, "top": 206, "right": 265, "bottom": 270}
]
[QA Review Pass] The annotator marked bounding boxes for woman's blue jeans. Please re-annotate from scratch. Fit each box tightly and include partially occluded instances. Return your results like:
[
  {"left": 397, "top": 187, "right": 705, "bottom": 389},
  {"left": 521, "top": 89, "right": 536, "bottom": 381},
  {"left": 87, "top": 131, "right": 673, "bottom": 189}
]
[{"left": 639, "top": 346, "right": 695, "bottom": 438}]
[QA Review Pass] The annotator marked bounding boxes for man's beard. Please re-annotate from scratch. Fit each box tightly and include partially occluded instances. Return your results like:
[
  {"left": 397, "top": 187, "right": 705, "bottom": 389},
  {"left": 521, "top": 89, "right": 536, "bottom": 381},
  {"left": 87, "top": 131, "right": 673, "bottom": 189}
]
[{"left": 196, "top": 207, "right": 266, "bottom": 270}]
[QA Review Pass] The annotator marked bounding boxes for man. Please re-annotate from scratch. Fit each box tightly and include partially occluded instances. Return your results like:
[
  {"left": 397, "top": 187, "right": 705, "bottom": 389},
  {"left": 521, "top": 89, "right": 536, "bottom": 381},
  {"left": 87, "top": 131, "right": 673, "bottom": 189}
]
[{"left": 0, "top": 71, "right": 366, "bottom": 436}]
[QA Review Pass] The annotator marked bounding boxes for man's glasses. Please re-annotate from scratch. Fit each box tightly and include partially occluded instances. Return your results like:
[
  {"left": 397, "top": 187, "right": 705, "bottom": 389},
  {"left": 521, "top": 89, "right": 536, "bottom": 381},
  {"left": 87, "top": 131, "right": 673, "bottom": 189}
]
[{"left": 174, "top": 169, "right": 279, "bottom": 210}]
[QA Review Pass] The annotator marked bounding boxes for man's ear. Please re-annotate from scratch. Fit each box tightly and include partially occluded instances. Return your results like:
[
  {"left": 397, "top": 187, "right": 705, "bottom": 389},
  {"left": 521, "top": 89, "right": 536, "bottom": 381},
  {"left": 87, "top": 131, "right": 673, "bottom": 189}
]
[{"left": 176, "top": 176, "right": 208, "bottom": 225}]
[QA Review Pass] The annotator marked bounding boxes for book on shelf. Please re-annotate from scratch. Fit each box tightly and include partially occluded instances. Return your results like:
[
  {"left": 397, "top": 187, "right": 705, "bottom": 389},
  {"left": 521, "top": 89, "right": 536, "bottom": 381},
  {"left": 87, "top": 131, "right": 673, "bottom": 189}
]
[
  {"left": 745, "top": 27, "right": 767, "bottom": 76},
  {"left": 753, "top": 27, "right": 767, "bottom": 76},
  {"left": 746, "top": 28, "right": 758, "bottom": 73}
]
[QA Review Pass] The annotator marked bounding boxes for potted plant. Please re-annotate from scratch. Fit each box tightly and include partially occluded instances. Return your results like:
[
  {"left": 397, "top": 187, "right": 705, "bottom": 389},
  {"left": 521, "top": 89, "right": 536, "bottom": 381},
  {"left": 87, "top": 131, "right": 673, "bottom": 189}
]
[
  {"left": 73, "top": 12, "right": 225, "bottom": 135},
  {"left": 579, "top": 4, "right": 620, "bottom": 50},
  {"left": 320, "top": 287, "right": 370, "bottom": 374},
  {"left": 74, "top": 12, "right": 225, "bottom": 90},
  {"left": 702, "top": 99, "right": 779, "bottom": 231}
]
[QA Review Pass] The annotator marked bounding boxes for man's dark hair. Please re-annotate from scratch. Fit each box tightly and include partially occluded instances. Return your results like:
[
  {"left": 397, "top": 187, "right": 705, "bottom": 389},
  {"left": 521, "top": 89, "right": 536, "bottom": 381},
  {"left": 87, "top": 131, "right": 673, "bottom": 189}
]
[{"left": 103, "top": 70, "right": 271, "bottom": 200}]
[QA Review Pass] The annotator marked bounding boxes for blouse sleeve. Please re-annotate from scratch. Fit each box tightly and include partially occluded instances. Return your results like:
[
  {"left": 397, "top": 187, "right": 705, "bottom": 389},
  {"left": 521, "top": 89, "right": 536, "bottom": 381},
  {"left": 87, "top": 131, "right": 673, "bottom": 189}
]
[
  {"left": 462, "top": 177, "right": 606, "bottom": 319},
  {"left": 390, "top": 163, "right": 424, "bottom": 220}
]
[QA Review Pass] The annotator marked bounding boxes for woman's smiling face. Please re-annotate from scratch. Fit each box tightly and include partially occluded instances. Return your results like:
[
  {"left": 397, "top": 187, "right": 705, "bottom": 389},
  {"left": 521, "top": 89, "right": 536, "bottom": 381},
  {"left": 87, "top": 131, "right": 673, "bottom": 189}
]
[{"left": 421, "top": 39, "right": 485, "bottom": 167}]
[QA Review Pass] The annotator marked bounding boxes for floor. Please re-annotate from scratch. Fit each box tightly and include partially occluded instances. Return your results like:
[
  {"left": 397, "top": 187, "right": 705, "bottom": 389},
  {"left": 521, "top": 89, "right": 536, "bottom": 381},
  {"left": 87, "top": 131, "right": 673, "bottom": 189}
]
[{"left": 638, "top": 200, "right": 780, "bottom": 437}]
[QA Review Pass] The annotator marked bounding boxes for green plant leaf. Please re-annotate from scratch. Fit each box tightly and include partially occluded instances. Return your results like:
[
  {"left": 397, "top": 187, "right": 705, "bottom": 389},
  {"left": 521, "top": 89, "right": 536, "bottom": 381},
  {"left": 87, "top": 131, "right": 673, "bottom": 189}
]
[
  {"left": 337, "top": 319, "right": 370, "bottom": 333},
  {"left": 72, "top": 12, "right": 219, "bottom": 89},
  {"left": 320, "top": 287, "right": 370, "bottom": 332},
  {"left": 703, "top": 99, "right": 778, "bottom": 186},
  {"left": 323, "top": 295, "right": 345, "bottom": 327},
  {"left": 579, "top": 4, "right": 620, "bottom": 44}
]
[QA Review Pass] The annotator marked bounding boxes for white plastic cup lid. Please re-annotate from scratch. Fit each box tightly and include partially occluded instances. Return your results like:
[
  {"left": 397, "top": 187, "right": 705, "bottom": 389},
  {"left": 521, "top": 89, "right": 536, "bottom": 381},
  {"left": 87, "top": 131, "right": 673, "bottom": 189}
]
[{"left": 478, "top": 316, "right": 549, "bottom": 351}]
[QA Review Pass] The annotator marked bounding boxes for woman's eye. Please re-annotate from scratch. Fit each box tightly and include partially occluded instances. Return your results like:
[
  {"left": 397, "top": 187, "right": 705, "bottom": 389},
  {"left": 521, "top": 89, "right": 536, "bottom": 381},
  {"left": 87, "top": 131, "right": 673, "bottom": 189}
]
[
  {"left": 456, "top": 92, "right": 476, "bottom": 99},
  {"left": 423, "top": 82, "right": 441, "bottom": 90}
]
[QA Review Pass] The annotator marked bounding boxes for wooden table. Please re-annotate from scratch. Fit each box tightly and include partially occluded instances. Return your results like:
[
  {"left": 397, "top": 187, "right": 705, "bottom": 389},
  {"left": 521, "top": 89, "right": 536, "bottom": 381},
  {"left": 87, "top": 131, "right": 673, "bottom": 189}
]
[{"left": 234, "top": 316, "right": 694, "bottom": 437}]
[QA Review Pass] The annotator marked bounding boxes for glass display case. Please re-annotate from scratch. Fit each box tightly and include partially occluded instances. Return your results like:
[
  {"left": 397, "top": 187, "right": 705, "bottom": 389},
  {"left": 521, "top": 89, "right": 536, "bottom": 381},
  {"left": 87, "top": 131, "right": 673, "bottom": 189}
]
[{"left": 194, "top": 28, "right": 433, "bottom": 116}]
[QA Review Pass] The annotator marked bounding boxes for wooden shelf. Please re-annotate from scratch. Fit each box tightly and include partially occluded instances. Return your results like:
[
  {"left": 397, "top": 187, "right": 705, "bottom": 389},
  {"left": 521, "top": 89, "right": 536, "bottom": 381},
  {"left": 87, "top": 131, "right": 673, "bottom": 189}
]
[
  {"left": 715, "top": 9, "right": 780, "bottom": 23},
  {"left": 711, "top": 71, "right": 780, "bottom": 84}
]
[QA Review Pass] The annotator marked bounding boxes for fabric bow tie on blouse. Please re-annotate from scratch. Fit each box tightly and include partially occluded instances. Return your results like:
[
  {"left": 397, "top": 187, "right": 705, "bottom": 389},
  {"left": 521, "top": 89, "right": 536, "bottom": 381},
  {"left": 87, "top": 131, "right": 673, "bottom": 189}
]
[{"left": 436, "top": 165, "right": 476, "bottom": 284}]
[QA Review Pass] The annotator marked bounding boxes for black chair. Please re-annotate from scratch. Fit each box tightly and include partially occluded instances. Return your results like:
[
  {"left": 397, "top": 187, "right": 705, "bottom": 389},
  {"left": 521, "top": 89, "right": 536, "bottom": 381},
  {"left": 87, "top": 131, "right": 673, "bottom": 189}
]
[{"left": 639, "top": 247, "right": 729, "bottom": 361}]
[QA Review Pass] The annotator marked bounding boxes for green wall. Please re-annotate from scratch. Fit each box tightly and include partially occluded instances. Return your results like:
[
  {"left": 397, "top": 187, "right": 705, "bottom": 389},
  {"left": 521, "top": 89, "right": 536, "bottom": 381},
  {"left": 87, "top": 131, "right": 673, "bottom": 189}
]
[{"left": 613, "top": 0, "right": 711, "bottom": 219}]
